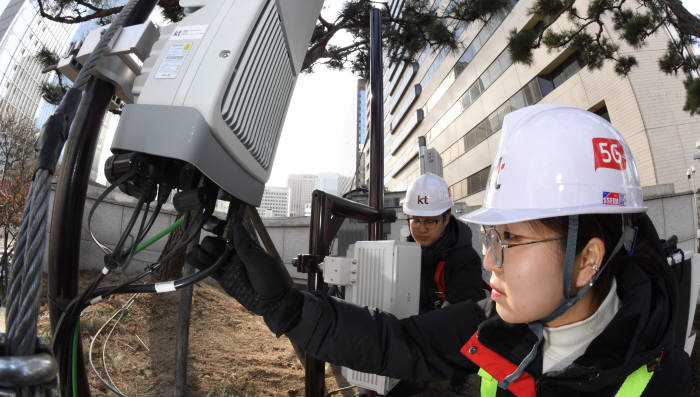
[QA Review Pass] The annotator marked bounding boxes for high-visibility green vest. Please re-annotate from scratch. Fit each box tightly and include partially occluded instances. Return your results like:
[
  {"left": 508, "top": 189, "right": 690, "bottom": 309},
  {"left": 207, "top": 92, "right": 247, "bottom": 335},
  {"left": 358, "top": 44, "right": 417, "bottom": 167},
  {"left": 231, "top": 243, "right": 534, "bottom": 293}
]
[{"left": 477, "top": 364, "right": 655, "bottom": 397}]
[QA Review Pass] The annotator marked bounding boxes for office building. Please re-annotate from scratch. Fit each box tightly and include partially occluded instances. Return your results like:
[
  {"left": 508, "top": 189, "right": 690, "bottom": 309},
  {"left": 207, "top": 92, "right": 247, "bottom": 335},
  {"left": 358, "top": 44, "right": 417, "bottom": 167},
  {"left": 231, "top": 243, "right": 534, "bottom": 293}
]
[
  {"left": 0, "top": 0, "right": 75, "bottom": 122},
  {"left": 355, "top": 78, "right": 368, "bottom": 188},
  {"left": 370, "top": 0, "right": 700, "bottom": 206},
  {"left": 258, "top": 186, "right": 290, "bottom": 218},
  {"left": 288, "top": 173, "right": 354, "bottom": 216},
  {"left": 288, "top": 174, "right": 317, "bottom": 217}
]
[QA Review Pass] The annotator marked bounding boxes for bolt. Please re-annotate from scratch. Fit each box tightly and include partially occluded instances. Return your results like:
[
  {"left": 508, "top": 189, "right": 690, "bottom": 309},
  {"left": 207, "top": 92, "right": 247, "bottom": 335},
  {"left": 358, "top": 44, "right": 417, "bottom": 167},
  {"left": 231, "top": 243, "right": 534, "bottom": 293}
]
[{"left": 219, "top": 50, "right": 231, "bottom": 58}]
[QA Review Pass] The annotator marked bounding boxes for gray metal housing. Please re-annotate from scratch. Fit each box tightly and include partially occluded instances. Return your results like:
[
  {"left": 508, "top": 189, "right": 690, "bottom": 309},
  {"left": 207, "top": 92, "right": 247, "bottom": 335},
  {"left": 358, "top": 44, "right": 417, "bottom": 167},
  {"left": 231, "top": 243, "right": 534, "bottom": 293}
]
[
  {"left": 110, "top": 0, "right": 323, "bottom": 205},
  {"left": 111, "top": 104, "right": 265, "bottom": 205}
]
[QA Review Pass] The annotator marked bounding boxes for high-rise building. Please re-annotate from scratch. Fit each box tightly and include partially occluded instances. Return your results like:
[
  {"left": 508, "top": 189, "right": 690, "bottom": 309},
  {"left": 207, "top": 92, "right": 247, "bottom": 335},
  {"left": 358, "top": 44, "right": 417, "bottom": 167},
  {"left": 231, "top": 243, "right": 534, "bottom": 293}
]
[
  {"left": 316, "top": 172, "right": 339, "bottom": 195},
  {"left": 338, "top": 175, "right": 353, "bottom": 196},
  {"left": 0, "top": 0, "right": 76, "bottom": 122},
  {"left": 287, "top": 173, "right": 353, "bottom": 216},
  {"left": 257, "top": 186, "right": 290, "bottom": 217},
  {"left": 316, "top": 172, "right": 353, "bottom": 196},
  {"left": 288, "top": 174, "right": 317, "bottom": 217},
  {"left": 375, "top": 0, "right": 700, "bottom": 201},
  {"left": 355, "top": 79, "right": 367, "bottom": 188}
]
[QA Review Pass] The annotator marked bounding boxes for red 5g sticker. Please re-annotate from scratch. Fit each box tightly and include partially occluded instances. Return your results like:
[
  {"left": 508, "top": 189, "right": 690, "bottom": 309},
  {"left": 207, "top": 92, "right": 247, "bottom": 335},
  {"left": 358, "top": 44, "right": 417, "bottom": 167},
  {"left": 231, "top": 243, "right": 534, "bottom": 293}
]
[{"left": 593, "top": 138, "right": 626, "bottom": 171}]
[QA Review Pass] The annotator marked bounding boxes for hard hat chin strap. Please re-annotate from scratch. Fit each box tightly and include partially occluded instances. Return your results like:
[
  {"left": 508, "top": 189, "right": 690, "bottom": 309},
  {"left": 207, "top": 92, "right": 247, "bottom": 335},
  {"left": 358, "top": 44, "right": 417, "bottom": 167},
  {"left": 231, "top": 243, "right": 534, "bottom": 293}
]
[
  {"left": 541, "top": 214, "right": 636, "bottom": 323},
  {"left": 498, "top": 322, "right": 543, "bottom": 390},
  {"left": 498, "top": 215, "right": 638, "bottom": 391}
]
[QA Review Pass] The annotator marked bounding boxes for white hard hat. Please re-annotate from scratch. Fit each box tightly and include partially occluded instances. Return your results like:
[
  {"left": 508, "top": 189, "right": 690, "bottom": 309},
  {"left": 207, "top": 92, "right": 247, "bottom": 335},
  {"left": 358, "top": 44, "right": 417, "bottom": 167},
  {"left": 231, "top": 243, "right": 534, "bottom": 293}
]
[
  {"left": 462, "top": 103, "right": 646, "bottom": 226},
  {"left": 403, "top": 173, "right": 453, "bottom": 216}
]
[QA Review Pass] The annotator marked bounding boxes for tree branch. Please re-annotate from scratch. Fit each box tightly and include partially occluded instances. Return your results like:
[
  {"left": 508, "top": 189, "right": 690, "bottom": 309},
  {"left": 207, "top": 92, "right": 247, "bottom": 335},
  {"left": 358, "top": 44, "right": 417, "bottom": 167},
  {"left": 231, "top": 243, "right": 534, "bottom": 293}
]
[
  {"left": 36, "top": 0, "right": 122, "bottom": 24},
  {"left": 662, "top": 0, "right": 700, "bottom": 37}
]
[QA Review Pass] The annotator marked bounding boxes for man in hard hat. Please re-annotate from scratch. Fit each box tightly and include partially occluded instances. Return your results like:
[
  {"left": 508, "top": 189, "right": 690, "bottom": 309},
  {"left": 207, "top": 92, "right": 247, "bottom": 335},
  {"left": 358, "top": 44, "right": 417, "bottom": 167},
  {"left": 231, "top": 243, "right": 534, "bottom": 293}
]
[
  {"left": 392, "top": 173, "right": 485, "bottom": 396},
  {"left": 403, "top": 172, "right": 486, "bottom": 314}
]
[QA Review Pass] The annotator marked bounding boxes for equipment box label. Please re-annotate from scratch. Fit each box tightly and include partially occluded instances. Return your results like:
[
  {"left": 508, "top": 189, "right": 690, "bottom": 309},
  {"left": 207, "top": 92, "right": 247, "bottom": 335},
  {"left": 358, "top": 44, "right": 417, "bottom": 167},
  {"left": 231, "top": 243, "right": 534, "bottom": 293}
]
[{"left": 155, "top": 43, "right": 192, "bottom": 79}]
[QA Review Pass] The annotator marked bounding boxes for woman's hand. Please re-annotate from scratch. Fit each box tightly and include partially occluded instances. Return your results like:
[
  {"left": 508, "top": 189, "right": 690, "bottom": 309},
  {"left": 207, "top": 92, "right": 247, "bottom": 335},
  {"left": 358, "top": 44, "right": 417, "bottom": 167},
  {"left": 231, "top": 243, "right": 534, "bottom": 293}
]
[{"left": 187, "top": 222, "right": 303, "bottom": 334}]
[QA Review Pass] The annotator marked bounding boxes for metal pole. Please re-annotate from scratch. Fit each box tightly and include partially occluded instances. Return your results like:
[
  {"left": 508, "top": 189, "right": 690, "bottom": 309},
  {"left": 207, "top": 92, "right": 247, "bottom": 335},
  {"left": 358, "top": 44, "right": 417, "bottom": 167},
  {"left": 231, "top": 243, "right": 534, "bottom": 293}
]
[
  {"left": 174, "top": 261, "right": 195, "bottom": 397},
  {"left": 305, "top": 192, "right": 327, "bottom": 397},
  {"left": 368, "top": 4, "right": 384, "bottom": 241},
  {"left": 173, "top": 210, "right": 197, "bottom": 397},
  {"left": 47, "top": 3, "right": 158, "bottom": 395},
  {"left": 692, "top": 175, "right": 698, "bottom": 252},
  {"left": 48, "top": 78, "right": 115, "bottom": 395}
]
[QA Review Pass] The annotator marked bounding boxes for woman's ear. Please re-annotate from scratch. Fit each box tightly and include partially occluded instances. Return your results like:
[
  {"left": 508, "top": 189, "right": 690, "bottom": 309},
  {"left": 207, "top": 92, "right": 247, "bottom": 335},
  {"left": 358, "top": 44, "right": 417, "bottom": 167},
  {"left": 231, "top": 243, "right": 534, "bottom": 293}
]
[{"left": 574, "top": 237, "right": 605, "bottom": 288}]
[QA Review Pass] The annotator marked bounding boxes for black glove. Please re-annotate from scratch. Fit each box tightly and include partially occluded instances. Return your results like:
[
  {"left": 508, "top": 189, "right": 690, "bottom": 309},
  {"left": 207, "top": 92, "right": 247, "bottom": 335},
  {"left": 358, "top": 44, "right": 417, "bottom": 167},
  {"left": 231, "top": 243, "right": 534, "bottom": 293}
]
[{"left": 188, "top": 222, "right": 303, "bottom": 335}]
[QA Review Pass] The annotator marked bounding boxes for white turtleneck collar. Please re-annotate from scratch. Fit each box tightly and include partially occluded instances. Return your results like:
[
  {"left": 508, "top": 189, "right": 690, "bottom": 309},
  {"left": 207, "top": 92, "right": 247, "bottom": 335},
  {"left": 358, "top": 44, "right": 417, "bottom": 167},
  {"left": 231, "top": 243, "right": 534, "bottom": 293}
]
[{"left": 542, "top": 278, "right": 620, "bottom": 374}]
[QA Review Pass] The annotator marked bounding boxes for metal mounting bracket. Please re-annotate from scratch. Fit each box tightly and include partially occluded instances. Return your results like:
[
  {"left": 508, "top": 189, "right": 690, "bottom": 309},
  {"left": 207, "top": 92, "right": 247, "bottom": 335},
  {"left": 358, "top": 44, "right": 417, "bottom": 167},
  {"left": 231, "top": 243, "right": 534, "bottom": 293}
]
[{"left": 57, "top": 21, "right": 159, "bottom": 103}]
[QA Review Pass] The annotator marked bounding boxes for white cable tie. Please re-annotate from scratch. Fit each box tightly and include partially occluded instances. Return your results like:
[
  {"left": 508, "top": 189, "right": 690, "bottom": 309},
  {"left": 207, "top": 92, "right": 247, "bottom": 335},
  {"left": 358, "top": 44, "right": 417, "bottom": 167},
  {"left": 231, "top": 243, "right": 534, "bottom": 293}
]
[
  {"left": 155, "top": 281, "right": 176, "bottom": 293},
  {"left": 102, "top": 267, "right": 109, "bottom": 275},
  {"left": 90, "top": 296, "right": 103, "bottom": 305}
]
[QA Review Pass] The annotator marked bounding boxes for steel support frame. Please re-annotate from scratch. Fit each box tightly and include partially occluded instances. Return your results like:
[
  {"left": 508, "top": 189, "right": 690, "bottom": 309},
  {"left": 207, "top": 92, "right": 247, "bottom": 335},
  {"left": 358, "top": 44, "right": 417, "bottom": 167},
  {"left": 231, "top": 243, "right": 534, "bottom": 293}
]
[
  {"left": 304, "top": 5, "right": 387, "bottom": 396},
  {"left": 303, "top": 189, "right": 395, "bottom": 396}
]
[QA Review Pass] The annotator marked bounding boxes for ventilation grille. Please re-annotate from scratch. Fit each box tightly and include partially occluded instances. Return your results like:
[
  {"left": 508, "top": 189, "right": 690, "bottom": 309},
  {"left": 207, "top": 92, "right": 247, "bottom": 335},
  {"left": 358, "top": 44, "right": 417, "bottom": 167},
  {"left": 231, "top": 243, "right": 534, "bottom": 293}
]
[
  {"left": 221, "top": 0, "right": 294, "bottom": 170},
  {"left": 342, "top": 244, "right": 398, "bottom": 395},
  {"left": 353, "top": 246, "right": 389, "bottom": 308}
]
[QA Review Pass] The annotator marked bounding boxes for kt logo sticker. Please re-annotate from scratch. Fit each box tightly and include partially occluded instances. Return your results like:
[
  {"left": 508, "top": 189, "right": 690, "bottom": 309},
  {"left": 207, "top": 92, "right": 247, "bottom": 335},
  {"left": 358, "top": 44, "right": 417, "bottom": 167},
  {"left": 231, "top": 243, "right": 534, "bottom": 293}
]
[{"left": 417, "top": 195, "right": 429, "bottom": 204}]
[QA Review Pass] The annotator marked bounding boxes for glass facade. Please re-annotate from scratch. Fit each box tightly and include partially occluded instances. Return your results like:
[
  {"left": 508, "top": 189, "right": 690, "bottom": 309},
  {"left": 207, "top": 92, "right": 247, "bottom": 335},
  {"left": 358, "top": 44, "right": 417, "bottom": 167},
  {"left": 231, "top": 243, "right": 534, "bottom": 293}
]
[
  {"left": 446, "top": 51, "right": 586, "bottom": 200},
  {"left": 0, "top": 0, "right": 75, "bottom": 122}
]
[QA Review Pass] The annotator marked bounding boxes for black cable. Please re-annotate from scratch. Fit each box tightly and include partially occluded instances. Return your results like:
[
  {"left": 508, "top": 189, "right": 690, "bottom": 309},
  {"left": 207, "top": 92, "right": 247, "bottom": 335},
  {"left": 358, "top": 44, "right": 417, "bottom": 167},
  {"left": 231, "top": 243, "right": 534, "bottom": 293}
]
[
  {"left": 52, "top": 189, "right": 225, "bottom": 395},
  {"left": 52, "top": 271, "right": 106, "bottom": 396},
  {"left": 90, "top": 209, "right": 205, "bottom": 299},
  {"left": 88, "top": 169, "right": 138, "bottom": 254},
  {"left": 104, "top": 245, "right": 234, "bottom": 294},
  {"left": 107, "top": 192, "right": 147, "bottom": 268},
  {"left": 135, "top": 189, "right": 166, "bottom": 244},
  {"left": 117, "top": 185, "right": 165, "bottom": 271},
  {"left": 135, "top": 197, "right": 152, "bottom": 246}
]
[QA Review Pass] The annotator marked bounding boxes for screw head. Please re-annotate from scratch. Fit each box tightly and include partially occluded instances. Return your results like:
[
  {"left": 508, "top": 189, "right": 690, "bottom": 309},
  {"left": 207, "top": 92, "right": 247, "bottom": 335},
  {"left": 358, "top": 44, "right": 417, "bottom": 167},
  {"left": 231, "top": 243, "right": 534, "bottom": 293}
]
[
  {"left": 219, "top": 50, "right": 231, "bottom": 58},
  {"left": 468, "top": 346, "right": 477, "bottom": 354}
]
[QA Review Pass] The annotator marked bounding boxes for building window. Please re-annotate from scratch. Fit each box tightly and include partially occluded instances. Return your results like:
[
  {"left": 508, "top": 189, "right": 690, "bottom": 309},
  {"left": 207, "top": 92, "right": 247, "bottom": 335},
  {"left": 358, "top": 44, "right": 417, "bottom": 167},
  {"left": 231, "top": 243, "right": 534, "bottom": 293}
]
[
  {"left": 591, "top": 103, "right": 610, "bottom": 122},
  {"left": 467, "top": 166, "right": 491, "bottom": 196},
  {"left": 536, "top": 52, "right": 585, "bottom": 97}
]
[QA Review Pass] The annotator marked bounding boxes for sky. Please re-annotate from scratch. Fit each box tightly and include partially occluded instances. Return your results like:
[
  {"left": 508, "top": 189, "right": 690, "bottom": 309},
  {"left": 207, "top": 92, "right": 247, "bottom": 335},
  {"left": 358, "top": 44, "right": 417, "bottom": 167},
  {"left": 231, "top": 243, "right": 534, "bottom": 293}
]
[
  {"left": 266, "top": 68, "right": 359, "bottom": 187},
  {"left": 266, "top": 0, "right": 357, "bottom": 187}
]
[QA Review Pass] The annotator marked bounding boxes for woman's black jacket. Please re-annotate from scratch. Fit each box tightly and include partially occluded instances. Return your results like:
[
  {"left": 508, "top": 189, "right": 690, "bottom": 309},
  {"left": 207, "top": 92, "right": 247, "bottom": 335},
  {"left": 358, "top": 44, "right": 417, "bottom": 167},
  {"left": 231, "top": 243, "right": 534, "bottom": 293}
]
[{"left": 278, "top": 228, "right": 691, "bottom": 396}]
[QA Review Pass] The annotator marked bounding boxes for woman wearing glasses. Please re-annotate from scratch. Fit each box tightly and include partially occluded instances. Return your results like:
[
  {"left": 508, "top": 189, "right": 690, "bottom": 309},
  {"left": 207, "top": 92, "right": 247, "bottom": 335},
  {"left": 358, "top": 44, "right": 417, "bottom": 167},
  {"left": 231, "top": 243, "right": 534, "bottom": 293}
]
[{"left": 190, "top": 104, "right": 690, "bottom": 396}]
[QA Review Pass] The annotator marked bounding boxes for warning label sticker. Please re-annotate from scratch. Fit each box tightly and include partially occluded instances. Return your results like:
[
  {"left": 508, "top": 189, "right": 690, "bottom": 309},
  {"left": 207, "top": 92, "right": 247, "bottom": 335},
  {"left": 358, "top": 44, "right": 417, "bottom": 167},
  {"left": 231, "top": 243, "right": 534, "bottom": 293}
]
[
  {"left": 170, "top": 25, "right": 208, "bottom": 41},
  {"left": 154, "top": 43, "right": 192, "bottom": 79}
]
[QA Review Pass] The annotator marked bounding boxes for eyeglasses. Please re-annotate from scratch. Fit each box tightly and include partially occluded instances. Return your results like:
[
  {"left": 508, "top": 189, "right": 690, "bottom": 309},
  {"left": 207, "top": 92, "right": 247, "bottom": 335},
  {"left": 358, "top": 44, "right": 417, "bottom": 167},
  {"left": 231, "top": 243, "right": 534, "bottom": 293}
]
[
  {"left": 480, "top": 227, "right": 565, "bottom": 268},
  {"left": 408, "top": 218, "right": 441, "bottom": 228}
]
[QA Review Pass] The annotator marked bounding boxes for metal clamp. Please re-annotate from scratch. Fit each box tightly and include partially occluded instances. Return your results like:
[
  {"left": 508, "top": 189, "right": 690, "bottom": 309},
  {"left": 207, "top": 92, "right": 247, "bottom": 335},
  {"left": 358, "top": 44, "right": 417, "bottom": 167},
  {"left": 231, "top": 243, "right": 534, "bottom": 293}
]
[
  {"left": 0, "top": 334, "right": 58, "bottom": 395},
  {"left": 293, "top": 254, "right": 324, "bottom": 274},
  {"left": 57, "top": 21, "right": 159, "bottom": 103}
]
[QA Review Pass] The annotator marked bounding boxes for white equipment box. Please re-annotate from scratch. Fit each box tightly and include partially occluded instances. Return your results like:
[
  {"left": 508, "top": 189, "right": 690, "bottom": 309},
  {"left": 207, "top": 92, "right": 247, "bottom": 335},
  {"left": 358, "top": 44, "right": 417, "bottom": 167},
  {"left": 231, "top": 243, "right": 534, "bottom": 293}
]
[{"left": 324, "top": 240, "right": 421, "bottom": 395}]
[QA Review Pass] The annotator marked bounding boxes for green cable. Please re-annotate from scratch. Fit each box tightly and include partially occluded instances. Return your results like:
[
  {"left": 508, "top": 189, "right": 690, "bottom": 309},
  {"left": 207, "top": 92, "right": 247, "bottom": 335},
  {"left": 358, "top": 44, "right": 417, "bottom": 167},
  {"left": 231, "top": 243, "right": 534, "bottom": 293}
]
[
  {"left": 67, "top": 216, "right": 183, "bottom": 395},
  {"left": 135, "top": 216, "right": 184, "bottom": 254},
  {"left": 72, "top": 321, "right": 79, "bottom": 397}
]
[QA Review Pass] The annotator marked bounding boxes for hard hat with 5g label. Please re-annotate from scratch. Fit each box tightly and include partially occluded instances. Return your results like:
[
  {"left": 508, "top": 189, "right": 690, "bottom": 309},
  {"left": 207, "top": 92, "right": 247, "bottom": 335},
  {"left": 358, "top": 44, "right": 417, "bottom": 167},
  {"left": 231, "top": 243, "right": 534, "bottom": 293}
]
[
  {"left": 462, "top": 103, "right": 646, "bottom": 226},
  {"left": 403, "top": 173, "right": 454, "bottom": 216}
]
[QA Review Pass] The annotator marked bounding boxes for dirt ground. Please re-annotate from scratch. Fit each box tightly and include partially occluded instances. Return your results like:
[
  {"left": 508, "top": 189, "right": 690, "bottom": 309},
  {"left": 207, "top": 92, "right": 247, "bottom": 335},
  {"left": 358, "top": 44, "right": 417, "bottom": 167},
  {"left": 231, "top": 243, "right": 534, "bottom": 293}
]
[
  {"left": 35, "top": 270, "right": 700, "bottom": 397},
  {"left": 37, "top": 270, "right": 350, "bottom": 397}
]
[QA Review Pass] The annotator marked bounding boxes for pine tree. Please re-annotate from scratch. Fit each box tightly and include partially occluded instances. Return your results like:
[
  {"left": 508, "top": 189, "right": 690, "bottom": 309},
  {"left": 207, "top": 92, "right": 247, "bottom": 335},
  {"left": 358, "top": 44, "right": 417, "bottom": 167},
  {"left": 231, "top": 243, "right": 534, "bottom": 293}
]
[{"left": 35, "top": 0, "right": 700, "bottom": 113}]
